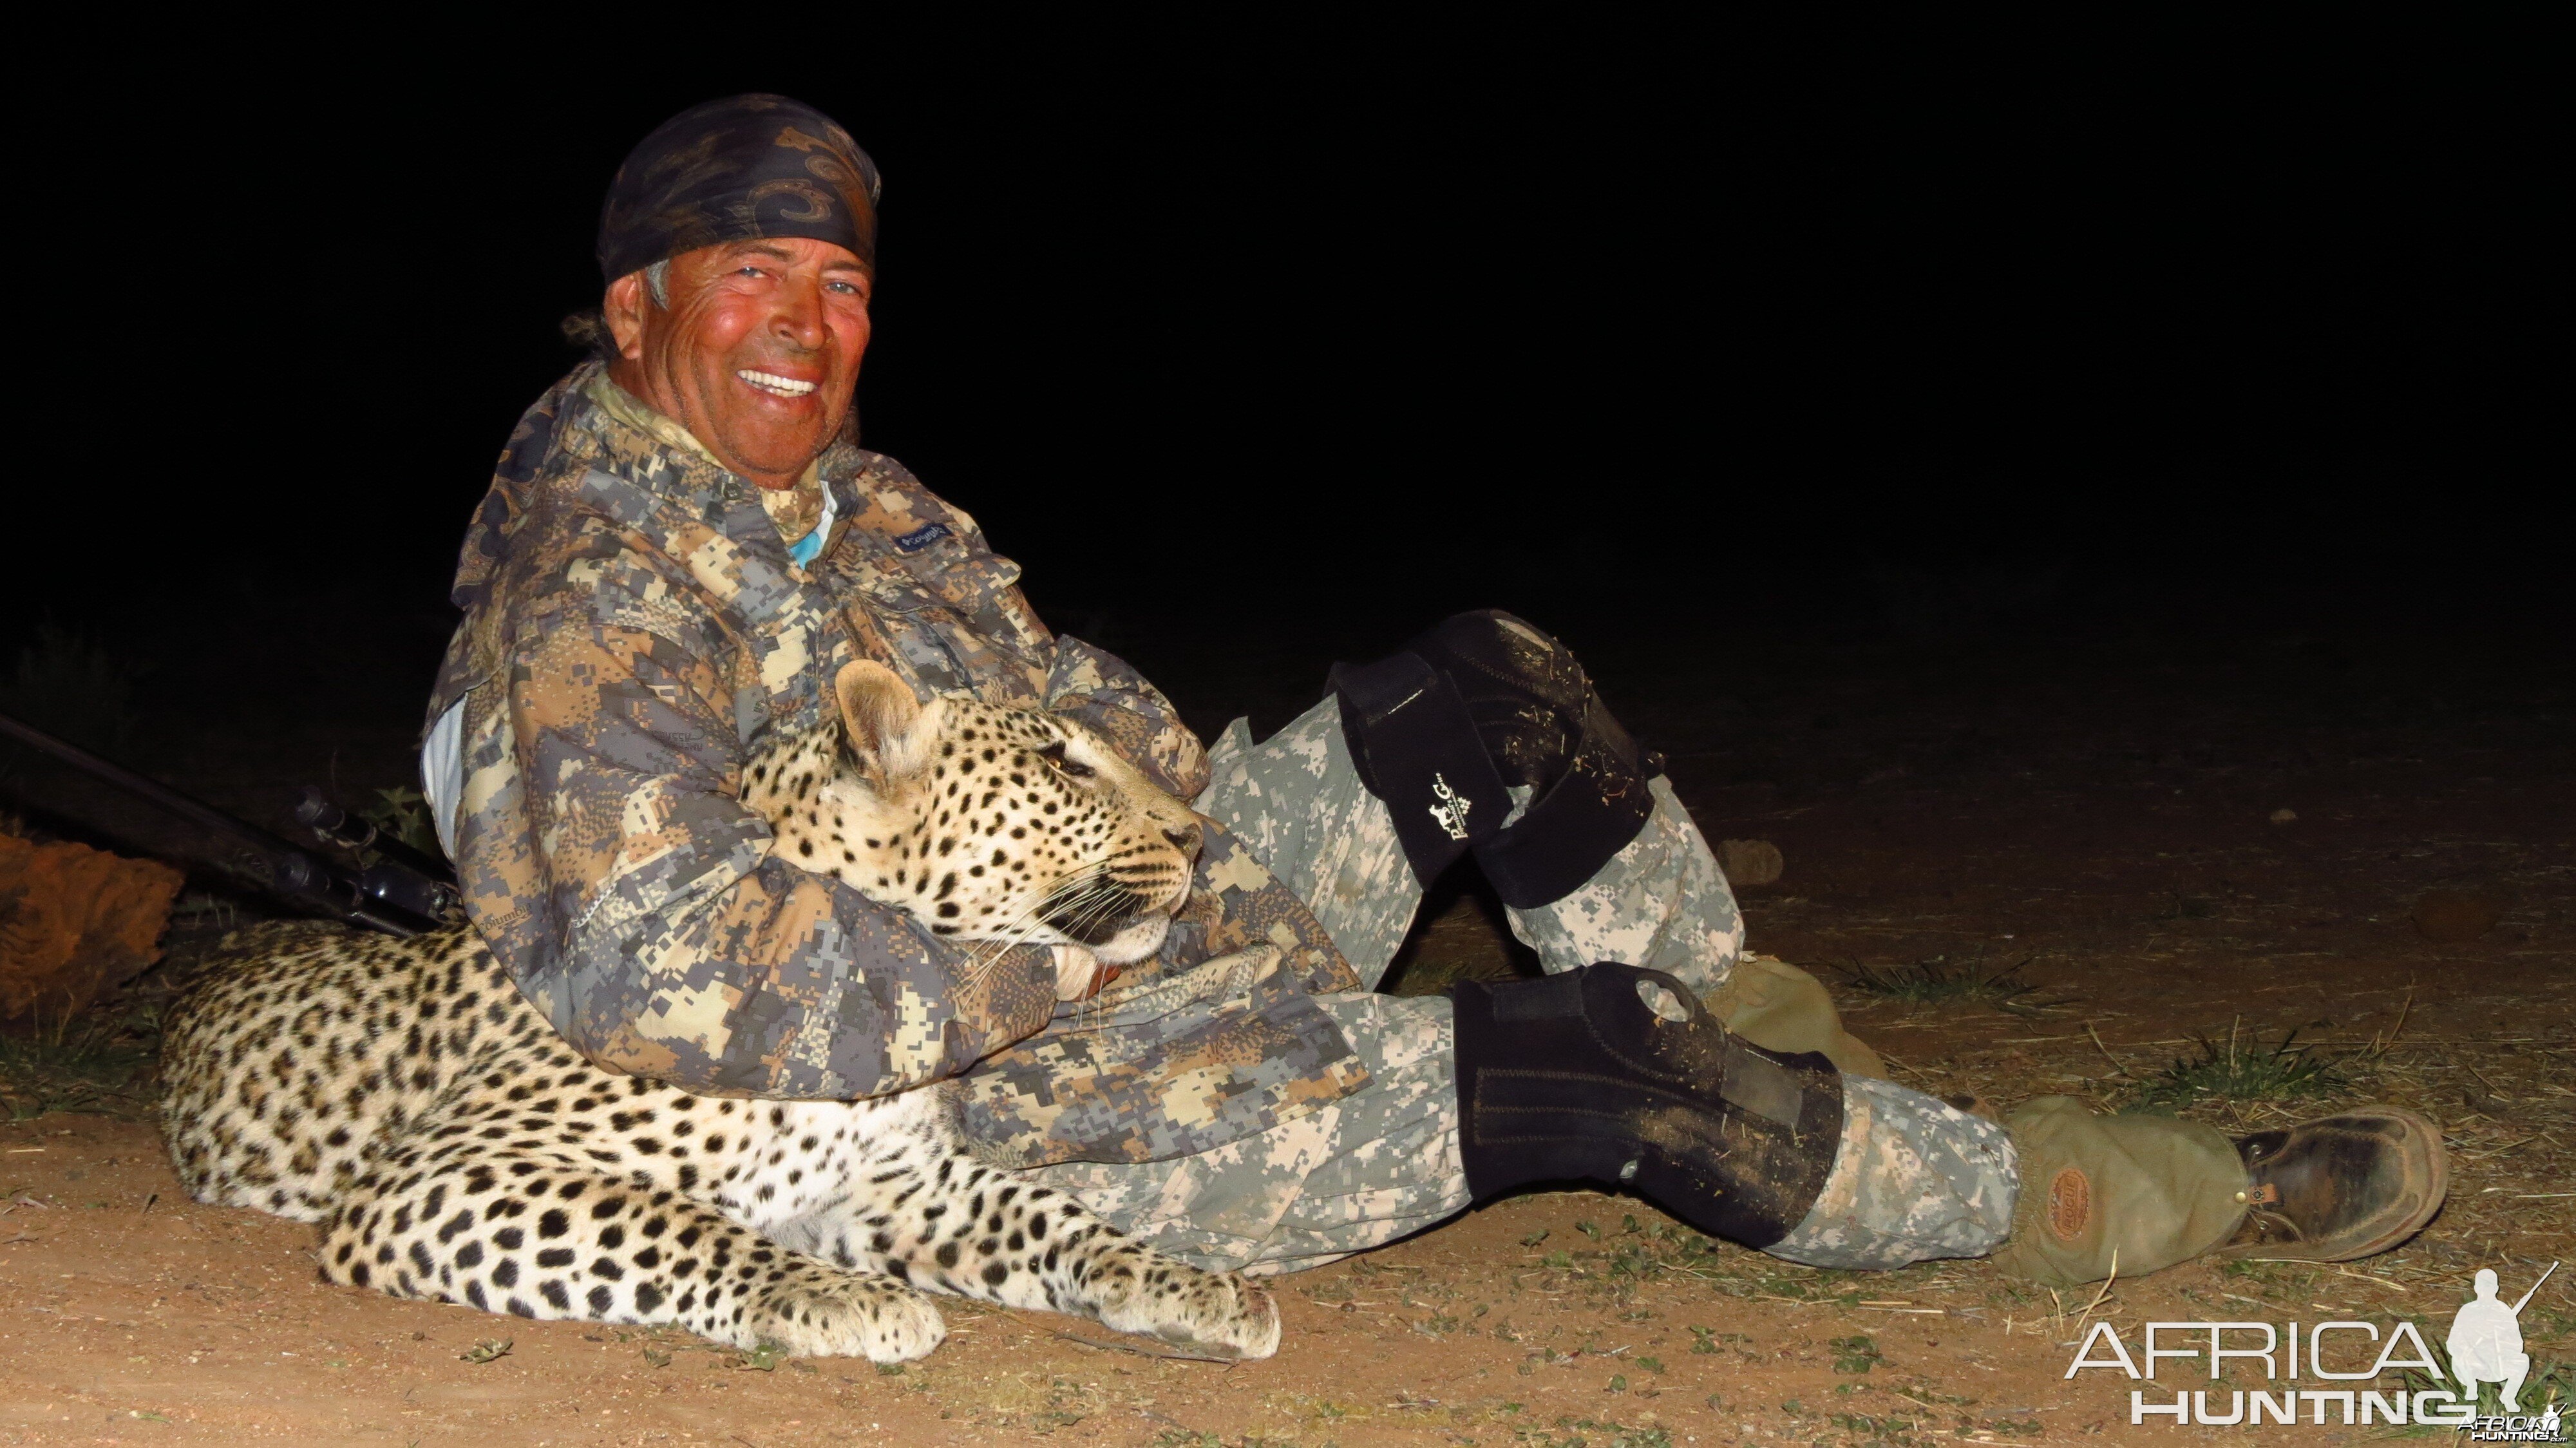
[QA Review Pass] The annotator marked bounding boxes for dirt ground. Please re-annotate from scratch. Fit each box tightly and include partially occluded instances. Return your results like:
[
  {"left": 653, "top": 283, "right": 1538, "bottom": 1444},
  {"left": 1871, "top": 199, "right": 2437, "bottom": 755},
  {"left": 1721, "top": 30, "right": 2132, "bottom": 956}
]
[{"left": 3, "top": 622, "right": 2569, "bottom": 1446}]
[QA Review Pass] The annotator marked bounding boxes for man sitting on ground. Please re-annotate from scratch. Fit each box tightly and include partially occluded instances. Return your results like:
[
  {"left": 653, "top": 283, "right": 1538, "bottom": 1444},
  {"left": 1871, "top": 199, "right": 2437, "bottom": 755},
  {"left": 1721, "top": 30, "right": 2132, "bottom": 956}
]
[{"left": 424, "top": 93, "right": 2447, "bottom": 1295}]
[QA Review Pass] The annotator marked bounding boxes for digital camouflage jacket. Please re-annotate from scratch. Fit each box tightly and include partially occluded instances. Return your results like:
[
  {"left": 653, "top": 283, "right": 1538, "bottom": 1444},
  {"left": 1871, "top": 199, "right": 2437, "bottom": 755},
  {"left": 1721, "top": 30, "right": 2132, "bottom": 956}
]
[{"left": 428, "top": 363, "right": 1369, "bottom": 1167}]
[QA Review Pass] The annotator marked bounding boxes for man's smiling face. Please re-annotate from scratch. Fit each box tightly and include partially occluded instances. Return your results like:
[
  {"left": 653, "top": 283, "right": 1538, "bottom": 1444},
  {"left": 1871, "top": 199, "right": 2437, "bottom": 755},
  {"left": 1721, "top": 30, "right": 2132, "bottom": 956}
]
[{"left": 603, "top": 236, "right": 873, "bottom": 488}]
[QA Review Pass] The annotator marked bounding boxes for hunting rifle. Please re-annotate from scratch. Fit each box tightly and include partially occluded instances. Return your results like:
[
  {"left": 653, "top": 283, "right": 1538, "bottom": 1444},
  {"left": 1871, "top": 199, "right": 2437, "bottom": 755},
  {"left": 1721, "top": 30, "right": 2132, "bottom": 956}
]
[
  {"left": 2511, "top": 1260, "right": 2559, "bottom": 1317},
  {"left": 0, "top": 710, "right": 453, "bottom": 936}
]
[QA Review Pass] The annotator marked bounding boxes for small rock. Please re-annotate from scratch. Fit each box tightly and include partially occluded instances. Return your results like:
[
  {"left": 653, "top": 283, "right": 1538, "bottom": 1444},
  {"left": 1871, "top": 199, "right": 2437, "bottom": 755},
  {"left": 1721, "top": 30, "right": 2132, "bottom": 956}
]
[
  {"left": 1717, "top": 839, "right": 1785, "bottom": 887},
  {"left": 2414, "top": 888, "right": 2506, "bottom": 944},
  {"left": 2269, "top": 808, "right": 2298, "bottom": 824}
]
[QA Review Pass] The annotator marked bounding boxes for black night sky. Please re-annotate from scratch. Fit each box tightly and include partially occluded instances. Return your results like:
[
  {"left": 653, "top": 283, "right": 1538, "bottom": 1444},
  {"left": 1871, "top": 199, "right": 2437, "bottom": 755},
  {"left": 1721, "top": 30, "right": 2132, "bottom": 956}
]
[{"left": 7, "top": 19, "right": 2557, "bottom": 715}]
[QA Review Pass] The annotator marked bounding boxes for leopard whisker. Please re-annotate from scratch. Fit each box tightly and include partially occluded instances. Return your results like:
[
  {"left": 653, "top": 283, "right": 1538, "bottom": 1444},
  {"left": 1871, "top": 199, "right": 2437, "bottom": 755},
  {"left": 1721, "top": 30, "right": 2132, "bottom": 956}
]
[{"left": 961, "top": 863, "right": 1117, "bottom": 982}]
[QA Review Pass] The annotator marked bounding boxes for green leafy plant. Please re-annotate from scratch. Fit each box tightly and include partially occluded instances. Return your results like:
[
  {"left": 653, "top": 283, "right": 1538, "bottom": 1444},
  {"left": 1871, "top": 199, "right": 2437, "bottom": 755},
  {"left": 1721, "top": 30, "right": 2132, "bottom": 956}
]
[
  {"left": 364, "top": 785, "right": 445, "bottom": 862},
  {"left": 1830, "top": 1409, "right": 1928, "bottom": 1440},
  {"left": 1510, "top": 1416, "right": 1671, "bottom": 1448},
  {"left": 1831, "top": 1333, "right": 1882, "bottom": 1373}
]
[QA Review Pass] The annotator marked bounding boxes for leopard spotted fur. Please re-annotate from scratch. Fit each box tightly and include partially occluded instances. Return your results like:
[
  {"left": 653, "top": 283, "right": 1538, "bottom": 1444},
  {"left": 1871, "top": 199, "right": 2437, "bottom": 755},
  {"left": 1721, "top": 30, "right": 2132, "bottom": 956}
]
[{"left": 156, "top": 662, "right": 1275, "bottom": 1362}]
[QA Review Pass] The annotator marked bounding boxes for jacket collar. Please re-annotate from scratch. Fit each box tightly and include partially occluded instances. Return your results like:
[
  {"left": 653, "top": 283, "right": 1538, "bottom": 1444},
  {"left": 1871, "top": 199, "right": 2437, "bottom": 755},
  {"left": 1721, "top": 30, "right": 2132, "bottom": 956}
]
[{"left": 431, "top": 363, "right": 866, "bottom": 729}]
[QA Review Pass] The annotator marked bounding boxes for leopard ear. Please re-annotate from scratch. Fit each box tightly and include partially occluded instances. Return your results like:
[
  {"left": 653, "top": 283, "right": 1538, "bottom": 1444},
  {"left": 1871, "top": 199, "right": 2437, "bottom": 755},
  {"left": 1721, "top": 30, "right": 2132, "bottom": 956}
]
[{"left": 833, "top": 660, "right": 924, "bottom": 779}]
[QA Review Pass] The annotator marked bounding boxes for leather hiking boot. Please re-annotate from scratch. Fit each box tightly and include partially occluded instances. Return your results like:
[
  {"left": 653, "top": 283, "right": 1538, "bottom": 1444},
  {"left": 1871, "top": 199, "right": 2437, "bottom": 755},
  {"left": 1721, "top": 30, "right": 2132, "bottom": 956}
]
[
  {"left": 2217, "top": 1105, "right": 2448, "bottom": 1262},
  {"left": 1449, "top": 963, "right": 1844, "bottom": 1248}
]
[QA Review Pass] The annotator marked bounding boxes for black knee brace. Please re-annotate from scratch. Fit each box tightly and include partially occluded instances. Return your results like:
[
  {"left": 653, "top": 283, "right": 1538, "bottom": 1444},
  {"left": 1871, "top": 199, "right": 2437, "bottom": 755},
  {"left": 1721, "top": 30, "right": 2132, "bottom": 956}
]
[
  {"left": 1329, "top": 611, "right": 1662, "bottom": 907},
  {"left": 1450, "top": 964, "right": 1844, "bottom": 1248}
]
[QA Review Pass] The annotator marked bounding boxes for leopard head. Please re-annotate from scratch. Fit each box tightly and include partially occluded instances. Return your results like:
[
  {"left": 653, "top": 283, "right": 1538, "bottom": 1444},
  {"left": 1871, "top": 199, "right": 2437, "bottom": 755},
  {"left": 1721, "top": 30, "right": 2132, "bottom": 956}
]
[{"left": 743, "top": 660, "right": 1203, "bottom": 966}]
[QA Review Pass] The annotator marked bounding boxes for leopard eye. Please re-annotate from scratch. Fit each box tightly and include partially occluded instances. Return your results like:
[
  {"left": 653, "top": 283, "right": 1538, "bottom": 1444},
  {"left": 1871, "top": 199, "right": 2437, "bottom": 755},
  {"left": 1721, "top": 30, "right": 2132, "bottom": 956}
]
[{"left": 1037, "top": 740, "right": 1095, "bottom": 780}]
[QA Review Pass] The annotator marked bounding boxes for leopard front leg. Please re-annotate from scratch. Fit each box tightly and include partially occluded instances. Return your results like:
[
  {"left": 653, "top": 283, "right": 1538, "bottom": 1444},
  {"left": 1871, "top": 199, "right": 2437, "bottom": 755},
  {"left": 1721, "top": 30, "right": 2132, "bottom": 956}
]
[
  {"left": 321, "top": 1145, "right": 947, "bottom": 1361},
  {"left": 793, "top": 1149, "right": 1280, "bottom": 1359}
]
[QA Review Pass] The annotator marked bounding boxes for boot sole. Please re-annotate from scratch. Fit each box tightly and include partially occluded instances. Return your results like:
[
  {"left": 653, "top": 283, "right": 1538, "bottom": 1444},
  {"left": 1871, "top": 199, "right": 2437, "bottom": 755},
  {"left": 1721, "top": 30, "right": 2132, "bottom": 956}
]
[{"left": 2213, "top": 1105, "right": 2449, "bottom": 1264}]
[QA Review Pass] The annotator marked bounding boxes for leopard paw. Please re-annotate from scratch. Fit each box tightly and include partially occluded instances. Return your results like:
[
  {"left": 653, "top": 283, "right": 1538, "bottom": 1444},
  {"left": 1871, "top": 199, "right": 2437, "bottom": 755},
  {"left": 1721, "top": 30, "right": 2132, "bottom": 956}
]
[
  {"left": 1095, "top": 1264, "right": 1282, "bottom": 1360},
  {"left": 744, "top": 1272, "right": 947, "bottom": 1362}
]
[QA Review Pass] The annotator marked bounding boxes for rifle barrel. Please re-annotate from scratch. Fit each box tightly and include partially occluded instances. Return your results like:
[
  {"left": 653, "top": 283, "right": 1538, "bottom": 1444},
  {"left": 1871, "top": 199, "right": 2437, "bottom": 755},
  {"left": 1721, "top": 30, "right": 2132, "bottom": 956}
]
[
  {"left": 2509, "top": 1259, "right": 2558, "bottom": 1316},
  {"left": 0, "top": 710, "right": 428, "bottom": 936}
]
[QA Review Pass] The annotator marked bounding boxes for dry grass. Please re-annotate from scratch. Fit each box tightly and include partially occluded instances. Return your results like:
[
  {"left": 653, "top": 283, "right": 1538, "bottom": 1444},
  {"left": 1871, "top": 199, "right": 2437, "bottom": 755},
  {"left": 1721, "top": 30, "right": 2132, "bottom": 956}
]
[{"left": 0, "top": 1000, "right": 157, "bottom": 1121}]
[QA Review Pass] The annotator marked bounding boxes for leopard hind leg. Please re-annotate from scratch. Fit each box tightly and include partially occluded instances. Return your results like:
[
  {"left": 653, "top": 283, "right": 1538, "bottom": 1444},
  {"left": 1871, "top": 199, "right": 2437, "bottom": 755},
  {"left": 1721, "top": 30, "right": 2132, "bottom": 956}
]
[{"left": 321, "top": 1143, "right": 947, "bottom": 1361}]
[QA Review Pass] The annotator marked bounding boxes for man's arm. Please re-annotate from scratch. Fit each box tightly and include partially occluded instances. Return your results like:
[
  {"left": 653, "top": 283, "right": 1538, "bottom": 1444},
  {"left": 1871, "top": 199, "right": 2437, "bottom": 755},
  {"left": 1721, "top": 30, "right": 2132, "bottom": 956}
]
[
  {"left": 1043, "top": 636, "right": 1212, "bottom": 803},
  {"left": 859, "top": 470, "right": 1209, "bottom": 802},
  {"left": 499, "top": 608, "right": 1057, "bottom": 1100}
]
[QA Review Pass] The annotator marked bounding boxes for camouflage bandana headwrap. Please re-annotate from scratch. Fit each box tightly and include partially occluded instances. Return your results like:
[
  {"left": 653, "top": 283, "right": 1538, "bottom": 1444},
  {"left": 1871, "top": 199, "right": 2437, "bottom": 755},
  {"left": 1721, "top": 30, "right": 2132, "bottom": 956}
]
[{"left": 597, "top": 93, "right": 883, "bottom": 282}]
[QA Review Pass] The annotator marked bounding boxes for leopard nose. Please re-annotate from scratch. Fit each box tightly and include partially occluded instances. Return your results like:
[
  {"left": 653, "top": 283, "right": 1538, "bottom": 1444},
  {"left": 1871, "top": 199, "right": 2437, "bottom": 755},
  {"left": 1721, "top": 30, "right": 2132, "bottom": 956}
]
[{"left": 1162, "top": 820, "right": 1203, "bottom": 857}]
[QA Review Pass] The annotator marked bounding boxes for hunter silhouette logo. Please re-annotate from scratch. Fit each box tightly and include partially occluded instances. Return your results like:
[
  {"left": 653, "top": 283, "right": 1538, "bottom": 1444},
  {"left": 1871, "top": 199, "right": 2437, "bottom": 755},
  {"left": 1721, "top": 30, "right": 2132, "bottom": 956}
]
[
  {"left": 2450, "top": 1262, "right": 2555, "bottom": 1415},
  {"left": 1427, "top": 772, "right": 1473, "bottom": 841}
]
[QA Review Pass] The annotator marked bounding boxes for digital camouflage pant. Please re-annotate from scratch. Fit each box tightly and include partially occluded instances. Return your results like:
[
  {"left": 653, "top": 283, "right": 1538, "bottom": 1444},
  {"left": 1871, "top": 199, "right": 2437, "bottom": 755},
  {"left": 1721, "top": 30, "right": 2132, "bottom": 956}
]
[{"left": 1028, "top": 697, "right": 2020, "bottom": 1274}]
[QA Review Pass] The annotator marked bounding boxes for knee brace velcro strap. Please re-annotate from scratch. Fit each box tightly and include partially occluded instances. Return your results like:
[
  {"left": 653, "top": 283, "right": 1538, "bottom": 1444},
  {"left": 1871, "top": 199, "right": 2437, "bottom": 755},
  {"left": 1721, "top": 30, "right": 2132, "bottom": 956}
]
[
  {"left": 1450, "top": 964, "right": 1844, "bottom": 1249},
  {"left": 1334, "top": 612, "right": 1663, "bottom": 905},
  {"left": 1329, "top": 650, "right": 1515, "bottom": 887},
  {"left": 1471, "top": 687, "right": 1658, "bottom": 908}
]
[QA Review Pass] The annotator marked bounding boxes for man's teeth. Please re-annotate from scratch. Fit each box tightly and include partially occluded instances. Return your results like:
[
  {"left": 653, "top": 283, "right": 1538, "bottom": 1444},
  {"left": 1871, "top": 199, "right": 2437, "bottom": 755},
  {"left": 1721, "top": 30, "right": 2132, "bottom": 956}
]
[{"left": 737, "top": 370, "right": 817, "bottom": 397}]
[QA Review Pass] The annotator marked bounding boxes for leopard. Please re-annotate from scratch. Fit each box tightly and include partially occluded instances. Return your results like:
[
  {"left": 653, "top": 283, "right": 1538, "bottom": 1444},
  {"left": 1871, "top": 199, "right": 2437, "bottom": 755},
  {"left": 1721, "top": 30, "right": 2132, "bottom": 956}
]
[{"left": 156, "top": 660, "right": 1279, "bottom": 1362}]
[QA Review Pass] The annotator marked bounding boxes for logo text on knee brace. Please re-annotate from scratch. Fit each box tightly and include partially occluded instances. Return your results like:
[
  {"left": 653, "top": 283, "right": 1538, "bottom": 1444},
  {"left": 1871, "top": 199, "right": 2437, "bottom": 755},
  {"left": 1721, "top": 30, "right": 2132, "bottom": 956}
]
[{"left": 1428, "top": 774, "right": 1472, "bottom": 841}]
